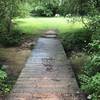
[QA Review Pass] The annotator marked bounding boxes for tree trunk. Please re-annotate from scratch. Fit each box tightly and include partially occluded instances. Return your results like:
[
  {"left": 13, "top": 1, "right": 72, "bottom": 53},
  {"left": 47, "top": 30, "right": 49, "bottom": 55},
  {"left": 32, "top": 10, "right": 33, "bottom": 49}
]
[
  {"left": 7, "top": 16, "right": 12, "bottom": 34},
  {"left": 7, "top": 0, "right": 13, "bottom": 34}
]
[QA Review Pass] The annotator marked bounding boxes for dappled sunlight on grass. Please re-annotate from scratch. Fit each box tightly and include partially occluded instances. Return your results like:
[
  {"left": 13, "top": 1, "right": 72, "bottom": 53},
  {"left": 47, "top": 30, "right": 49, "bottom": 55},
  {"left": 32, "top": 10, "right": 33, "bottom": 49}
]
[{"left": 14, "top": 17, "right": 84, "bottom": 35}]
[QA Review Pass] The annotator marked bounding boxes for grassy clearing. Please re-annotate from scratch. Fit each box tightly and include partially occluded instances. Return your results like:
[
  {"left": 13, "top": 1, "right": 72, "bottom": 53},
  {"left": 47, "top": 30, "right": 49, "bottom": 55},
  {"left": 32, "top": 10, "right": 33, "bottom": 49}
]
[{"left": 14, "top": 17, "right": 84, "bottom": 35}]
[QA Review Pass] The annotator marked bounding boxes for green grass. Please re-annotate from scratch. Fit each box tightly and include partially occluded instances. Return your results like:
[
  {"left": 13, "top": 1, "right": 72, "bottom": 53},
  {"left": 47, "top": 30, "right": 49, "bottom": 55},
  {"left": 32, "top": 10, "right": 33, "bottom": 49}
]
[{"left": 14, "top": 17, "right": 84, "bottom": 36}]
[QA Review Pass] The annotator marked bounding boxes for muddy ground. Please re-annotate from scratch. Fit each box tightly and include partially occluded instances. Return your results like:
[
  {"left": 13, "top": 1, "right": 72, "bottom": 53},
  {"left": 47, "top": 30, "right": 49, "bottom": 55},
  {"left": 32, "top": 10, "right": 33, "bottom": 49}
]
[{"left": 0, "top": 39, "right": 37, "bottom": 99}]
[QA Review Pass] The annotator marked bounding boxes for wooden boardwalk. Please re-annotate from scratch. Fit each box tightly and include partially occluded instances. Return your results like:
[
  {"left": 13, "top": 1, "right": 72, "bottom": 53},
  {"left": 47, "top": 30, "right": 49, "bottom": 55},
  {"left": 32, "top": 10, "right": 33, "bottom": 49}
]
[{"left": 7, "top": 31, "right": 85, "bottom": 100}]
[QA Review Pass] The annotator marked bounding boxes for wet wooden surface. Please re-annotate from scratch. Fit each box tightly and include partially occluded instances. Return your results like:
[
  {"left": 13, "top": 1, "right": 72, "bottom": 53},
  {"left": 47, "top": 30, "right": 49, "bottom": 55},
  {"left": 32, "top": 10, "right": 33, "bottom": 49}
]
[{"left": 7, "top": 31, "right": 85, "bottom": 100}]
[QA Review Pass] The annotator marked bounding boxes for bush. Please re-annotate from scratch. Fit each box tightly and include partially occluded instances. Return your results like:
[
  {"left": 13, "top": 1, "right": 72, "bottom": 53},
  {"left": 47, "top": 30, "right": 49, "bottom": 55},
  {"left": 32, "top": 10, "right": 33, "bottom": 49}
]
[
  {"left": 88, "top": 16, "right": 100, "bottom": 34},
  {"left": 0, "top": 30, "right": 23, "bottom": 47},
  {"left": 31, "top": 5, "right": 53, "bottom": 17},
  {"left": 34, "top": 6, "right": 46, "bottom": 16},
  {"left": 70, "top": 52, "right": 89, "bottom": 74},
  {"left": 0, "top": 66, "right": 10, "bottom": 94},
  {"left": 79, "top": 73, "right": 100, "bottom": 100},
  {"left": 88, "top": 40, "right": 100, "bottom": 53},
  {"left": 79, "top": 38, "right": 100, "bottom": 100},
  {"left": 60, "top": 29, "right": 91, "bottom": 52},
  {"left": 84, "top": 54, "right": 100, "bottom": 76},
  {"left": 84, "top": 39, "right": 100, "bottom": 76},
  {"left": 16, "top": 2, "right": 32, "bottom": 17}
]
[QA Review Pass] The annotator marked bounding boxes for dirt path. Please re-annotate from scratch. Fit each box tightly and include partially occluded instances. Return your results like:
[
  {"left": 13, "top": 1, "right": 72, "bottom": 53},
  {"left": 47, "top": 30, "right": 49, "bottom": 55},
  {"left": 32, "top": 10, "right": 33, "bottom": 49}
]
[{"left": 7, "top": 30, "right": 85, "bottom": 100}]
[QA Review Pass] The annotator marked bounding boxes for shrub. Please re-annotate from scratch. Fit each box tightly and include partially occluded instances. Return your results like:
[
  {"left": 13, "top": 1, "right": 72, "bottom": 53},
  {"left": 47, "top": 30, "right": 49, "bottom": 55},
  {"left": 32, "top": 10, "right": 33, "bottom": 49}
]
[
  {"left": 84, "top": 54, "right": 100, "bottom": 76},
  {"left": 84, "top": 39, "right": 100, "bottom": 76},
  {"left": 15, "top": 2, "right": 32, "bottom": 18},
  {"left": 88, "top": 16, "right": 100, "bottom": 34},
  {"left": 60, "top": 29, "right": 91, "bottom": 53},
  {"left": 0, "top": 66, "right": 10, "bottom": 94},
  {"left": 34, "top": 6, "right": 46, "bottom": 16},
  {"left": 31, "top": 5, "right": 53, "bottom": 17},
  {"left": 79, "top": 38, "right": 100, "bottom": 100},
  {"left": 70, "top": 52, "right": 89, "bottom": 74},
  {"left": 79, "top": 73, "right": 100, "bottom": 100},
  {"left": 0, "top": 30, "right": 23, "bottom": 47},
  {"left": 88, "top": 40, "right": 100, "bottom": 53}
]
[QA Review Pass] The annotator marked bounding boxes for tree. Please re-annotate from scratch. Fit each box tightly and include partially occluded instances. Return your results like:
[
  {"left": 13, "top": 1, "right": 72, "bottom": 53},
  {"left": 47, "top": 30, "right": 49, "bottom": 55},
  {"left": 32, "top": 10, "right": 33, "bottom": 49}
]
[
  {"left": 30, "top": 0, "right": 61, "bottom": 16},
  {"left": 0, "top": 0, "right": 33, "bottom": 34},
  {"left": 0, "top": 0, "right": 20, "bottom": 33}
]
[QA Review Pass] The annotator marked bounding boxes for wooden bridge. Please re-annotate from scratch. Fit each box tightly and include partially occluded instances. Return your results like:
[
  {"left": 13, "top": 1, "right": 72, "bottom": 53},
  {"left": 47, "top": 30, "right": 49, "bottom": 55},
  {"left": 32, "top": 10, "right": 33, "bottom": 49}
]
[{"left": 7, "top": 31, "right": 85, "bottom": 100}]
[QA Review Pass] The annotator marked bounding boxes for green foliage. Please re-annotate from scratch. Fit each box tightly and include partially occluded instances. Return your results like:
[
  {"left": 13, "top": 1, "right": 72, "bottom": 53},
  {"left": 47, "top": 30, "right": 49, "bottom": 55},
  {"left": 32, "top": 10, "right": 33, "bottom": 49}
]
[
  {"left": 70, "top": 52, "right": 88, "bottom": 74},
  {"left": 88, "top": 16, "right": 100, "bottom": 34},
  {"left": 0, "top": 30, "right": 23, "bottom": 47},
  {"left": 84, "top": 54, "right": 100, "bottom": 76},
  {"left": 61, "top": 29, "right": 91, "bottom": 52},
  {"left": 59, "top": 0, "right": 78, "bottom": 16},
  {"left": 0, "top": 0, "right": 33, "bottom": 42},
  {"left": 34, "top": 6, "right": 46, "bottom": 16},
  {"left": 45, "top": 2, "right": 59, "bottom": 16},
  {"left": 0, "top": 70, "right": 7, "bottom": 80},
  {"left": 79, "top": 73, "right": 100, "bottom": 100},
  {"left": 31, "top": 3, "right": 58, "bottom": 17},
  {"left": 60, "top": 0, "right": 100, "bottom": 16},
  {"left": 32, "top": 5, "right": 53, "bottom": 17},
  {"left": 17, "top": 2, "right": 32, "bottom": 17},
  {"left": 78, "top": 36, "right": 100, "bottom": 100},
  {"left": 89, "top": 40, "right": 100, "bottom": 53},
  {"left": 31, "top": 0, "right": 60, "bottom": 17},
  {"left": 0, "top": 0, "right": 20, "bottom": 33},
  {"left": 0, "top": 66, "right": 10, "bottom": 94},
  {"left": 59, "top": 1, "right": 100, "bottom": 99}
]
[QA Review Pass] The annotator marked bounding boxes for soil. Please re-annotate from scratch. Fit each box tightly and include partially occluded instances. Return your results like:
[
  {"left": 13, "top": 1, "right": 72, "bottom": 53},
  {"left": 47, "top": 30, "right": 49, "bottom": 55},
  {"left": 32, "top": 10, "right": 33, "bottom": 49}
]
[{"left": 0, "top": 38, "right": 36, "bottom": 100}]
